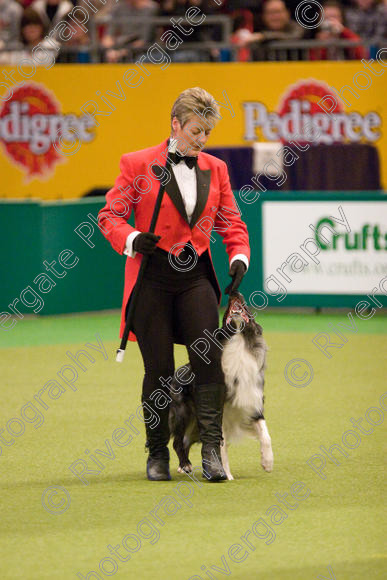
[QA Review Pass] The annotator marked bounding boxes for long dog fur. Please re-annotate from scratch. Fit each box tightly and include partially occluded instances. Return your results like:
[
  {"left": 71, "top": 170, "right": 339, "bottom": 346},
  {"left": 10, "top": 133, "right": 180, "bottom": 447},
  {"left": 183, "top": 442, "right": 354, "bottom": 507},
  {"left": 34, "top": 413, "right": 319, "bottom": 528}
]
[{"left": 169, "top": 292, "right": 273, "bottom": 480}]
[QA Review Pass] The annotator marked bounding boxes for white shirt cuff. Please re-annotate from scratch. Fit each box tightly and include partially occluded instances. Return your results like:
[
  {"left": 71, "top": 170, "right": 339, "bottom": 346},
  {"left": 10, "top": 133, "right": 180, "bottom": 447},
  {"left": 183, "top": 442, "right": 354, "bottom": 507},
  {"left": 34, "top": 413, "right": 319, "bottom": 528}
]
[
  {"left": 230, "top": 254, "right": 249, "bottom": 271},
  {"left": 124, "top": 231, "right": 141, "bottom": 257}
]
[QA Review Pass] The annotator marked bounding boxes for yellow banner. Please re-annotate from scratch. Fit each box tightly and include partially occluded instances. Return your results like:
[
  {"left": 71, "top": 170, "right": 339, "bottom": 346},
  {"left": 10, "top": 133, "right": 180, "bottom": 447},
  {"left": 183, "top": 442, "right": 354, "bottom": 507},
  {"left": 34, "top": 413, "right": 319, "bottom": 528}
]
[{"left": 0, "top": 61, "right": 385, "bottom": 199}]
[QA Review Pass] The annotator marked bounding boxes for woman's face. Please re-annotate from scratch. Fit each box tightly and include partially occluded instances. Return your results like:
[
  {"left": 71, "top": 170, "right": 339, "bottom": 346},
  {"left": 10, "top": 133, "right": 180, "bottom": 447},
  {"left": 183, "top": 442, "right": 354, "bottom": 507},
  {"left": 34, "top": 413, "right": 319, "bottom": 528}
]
[
  {"left": 172, "top": 114, "right": 212, "bottom": 156},
  {"left": 263, "top": 1, "right": 289, "bottom": 31},
  {"left": 23, "top": 23, "right": 43, "bottom": 45},
  {"left": 325, "top": 6, "right": 343, "bottom": 24}
]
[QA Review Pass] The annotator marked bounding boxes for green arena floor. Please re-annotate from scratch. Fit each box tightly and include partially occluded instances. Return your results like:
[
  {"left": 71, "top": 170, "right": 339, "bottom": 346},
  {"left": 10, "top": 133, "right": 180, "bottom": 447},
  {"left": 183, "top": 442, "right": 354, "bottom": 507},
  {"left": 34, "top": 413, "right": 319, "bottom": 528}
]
[{"left": 0, "top": 310, "right": 386, "bottom": 580}]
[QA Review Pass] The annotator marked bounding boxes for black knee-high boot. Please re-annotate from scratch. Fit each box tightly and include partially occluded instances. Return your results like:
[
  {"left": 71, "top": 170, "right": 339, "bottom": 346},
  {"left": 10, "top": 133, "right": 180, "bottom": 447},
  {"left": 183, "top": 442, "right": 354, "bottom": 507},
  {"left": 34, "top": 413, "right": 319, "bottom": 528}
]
[
  {"left": 142, "top": 397, "right": 171, "bottom": 481},
  {"left": 193, "top": 383, "right": 227, "bottom": 482}
]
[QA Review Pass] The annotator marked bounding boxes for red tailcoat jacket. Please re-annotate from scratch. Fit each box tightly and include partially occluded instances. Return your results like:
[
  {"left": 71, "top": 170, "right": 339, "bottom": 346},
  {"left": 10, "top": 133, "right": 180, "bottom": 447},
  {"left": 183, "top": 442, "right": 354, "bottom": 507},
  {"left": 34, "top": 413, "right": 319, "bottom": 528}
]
[{"left": 98, "top": 139, "right": 250, "bottom": 341}]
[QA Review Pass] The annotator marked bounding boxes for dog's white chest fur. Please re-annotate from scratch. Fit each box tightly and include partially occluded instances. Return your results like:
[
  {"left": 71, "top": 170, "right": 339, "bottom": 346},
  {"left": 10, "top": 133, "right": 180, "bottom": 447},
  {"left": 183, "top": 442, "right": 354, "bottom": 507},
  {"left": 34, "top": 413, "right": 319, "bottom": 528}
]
[{"left": 221, "top": 333, "right": 265, "bottom": 442}]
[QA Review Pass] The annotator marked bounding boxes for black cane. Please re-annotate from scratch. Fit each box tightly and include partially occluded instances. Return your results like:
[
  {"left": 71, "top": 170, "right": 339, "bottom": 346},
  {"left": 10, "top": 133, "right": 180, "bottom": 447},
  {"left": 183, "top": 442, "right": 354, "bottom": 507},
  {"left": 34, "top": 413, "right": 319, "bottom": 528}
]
[{"left": 116, "top": 155, "right": 172, "bottom": 362}]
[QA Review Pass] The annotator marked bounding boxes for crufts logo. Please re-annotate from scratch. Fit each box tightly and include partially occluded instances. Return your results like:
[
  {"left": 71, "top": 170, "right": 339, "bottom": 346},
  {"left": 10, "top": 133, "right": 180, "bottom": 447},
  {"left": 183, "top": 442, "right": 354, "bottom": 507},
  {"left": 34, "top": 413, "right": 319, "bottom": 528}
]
[
  {"left": 0, "top": 83, "right": 95, "bottom": 178},
  {"left": 314, "top": 216, "right": 387, "bottom": 251},
  {"left": 243, "top": 79, "right": 381, "bottom": 144}
]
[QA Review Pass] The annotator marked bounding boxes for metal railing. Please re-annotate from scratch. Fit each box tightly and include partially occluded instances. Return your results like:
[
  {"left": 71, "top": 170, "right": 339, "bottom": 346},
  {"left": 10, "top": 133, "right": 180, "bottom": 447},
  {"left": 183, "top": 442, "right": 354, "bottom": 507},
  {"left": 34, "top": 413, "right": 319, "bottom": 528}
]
[
  {"left": 95, "top": 14, "right": 233, "bottom": 63},
  {"left": 99, "top": 14, "right": 233, "bottom": 40},
  {"left": 0, "top": 11, "right": 384, "bottom": 65},
  {"left": 249, "top": 37, "right": 385, "bottom": 61},
  {"left": 0, "top": 14, "right": 234, "bottom": 64}
]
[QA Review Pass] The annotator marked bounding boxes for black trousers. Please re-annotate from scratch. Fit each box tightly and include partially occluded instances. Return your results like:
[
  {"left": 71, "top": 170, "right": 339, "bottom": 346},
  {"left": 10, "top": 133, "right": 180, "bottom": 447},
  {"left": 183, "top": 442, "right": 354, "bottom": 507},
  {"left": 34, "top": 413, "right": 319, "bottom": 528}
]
[{"left": 132, "top": 246, "right": 225, "bottom": 399}]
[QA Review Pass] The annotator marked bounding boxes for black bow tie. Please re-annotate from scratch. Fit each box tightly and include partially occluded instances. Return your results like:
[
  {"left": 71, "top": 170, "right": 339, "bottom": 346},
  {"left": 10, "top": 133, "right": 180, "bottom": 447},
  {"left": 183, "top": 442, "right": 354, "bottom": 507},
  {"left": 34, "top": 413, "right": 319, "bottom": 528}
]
[{"left": 170, "top": 151, "right": 198, "bottom": 169}]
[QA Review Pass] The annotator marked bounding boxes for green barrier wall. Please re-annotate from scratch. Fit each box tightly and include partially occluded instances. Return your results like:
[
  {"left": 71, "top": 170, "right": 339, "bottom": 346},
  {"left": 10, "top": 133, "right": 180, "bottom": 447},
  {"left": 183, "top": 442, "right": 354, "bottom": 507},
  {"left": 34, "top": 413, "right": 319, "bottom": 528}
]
[
  {"left": 1, "top": 193, "right": 386, "bottom": 327},
  {"left": 1, "top": 198, "right": 124, "bottom": 319}
]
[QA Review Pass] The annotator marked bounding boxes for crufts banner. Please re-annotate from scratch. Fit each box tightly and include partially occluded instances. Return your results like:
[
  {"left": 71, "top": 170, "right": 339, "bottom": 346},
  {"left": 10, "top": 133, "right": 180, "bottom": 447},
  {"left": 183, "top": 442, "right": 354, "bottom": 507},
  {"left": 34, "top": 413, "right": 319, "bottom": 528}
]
[
  {"left": 262, "top": 201, "right": 387, "bottom": 296},
  {"left": 0, "top": 61, "right": 386, "bottom": 199}
]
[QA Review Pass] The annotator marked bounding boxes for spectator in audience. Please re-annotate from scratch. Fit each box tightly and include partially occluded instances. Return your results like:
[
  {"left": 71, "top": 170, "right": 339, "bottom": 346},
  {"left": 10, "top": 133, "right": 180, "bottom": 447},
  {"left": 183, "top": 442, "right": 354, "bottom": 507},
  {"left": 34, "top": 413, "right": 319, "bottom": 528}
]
[
  {"left": 0, "top": 7, "right": 58, "bottom": 65},
  {"left": 157, "top": 0, "right": 216, "bottom": 62},
  {"left": 20, "top": 8, "right": 48, "bottom": 49},
  {"left": 256, "top": 0, "right": 304, "bottom": 40},
  {"left": 235, "top": 0, "right": 304, "bottom": 60},
  {"left": 207, "top": 0, "right": 255, "bottom": 61},
  {"left": 311, "top": 0, "right": 367, "bottom": 60},
  {"left": 57, "top": 13, "right": 91, "bottom": 63},
  {"left": 0, "top": 0, "right": 23, "bottom": 51},
  {"left": 102, "top": 0, "right": 158, "bottom": 63},
  {"left": 226, "top": 0, "right": 263, "bottom": 31},
  {"left": 345, "top": 0, "right": 386, "bottom": 41},
  {"left": 231, "top": 13, "right": 255, "bottom": 61},
  {"left": 30, "top": 0, "right": 73, "bottom": 32}
]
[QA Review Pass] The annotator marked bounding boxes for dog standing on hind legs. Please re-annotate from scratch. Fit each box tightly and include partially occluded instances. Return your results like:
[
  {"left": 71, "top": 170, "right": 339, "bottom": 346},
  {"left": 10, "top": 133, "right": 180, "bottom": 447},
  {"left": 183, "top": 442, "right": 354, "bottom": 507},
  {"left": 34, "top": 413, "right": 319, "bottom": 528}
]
[{"left": 169, "top": 292, "right": 274, "bottom": 480}]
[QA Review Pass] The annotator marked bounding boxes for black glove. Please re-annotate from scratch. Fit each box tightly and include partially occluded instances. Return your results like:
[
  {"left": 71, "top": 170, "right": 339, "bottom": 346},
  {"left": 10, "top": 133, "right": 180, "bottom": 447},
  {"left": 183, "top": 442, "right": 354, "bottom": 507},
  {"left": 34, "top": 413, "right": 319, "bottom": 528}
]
[
  {"left": 133, "top": 232, "right": 161, "bottom": 255},
  {"left": 225, "top": 260, "right": 246, "bottom": 295}
]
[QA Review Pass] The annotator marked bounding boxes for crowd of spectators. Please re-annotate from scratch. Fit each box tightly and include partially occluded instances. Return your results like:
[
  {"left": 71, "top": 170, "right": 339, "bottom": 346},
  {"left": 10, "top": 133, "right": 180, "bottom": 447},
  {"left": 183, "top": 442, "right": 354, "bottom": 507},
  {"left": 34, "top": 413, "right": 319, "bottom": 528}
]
[{"left": 0, "top": 0, "right": 385, "bottom": 64}]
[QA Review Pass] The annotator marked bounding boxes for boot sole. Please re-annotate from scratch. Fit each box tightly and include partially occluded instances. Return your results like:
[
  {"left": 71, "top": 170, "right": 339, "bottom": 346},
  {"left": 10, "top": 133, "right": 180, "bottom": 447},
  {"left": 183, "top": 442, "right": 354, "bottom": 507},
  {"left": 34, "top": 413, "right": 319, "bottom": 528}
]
[{"left": 202, "top": 474, "right": 227, "bottom": 482}]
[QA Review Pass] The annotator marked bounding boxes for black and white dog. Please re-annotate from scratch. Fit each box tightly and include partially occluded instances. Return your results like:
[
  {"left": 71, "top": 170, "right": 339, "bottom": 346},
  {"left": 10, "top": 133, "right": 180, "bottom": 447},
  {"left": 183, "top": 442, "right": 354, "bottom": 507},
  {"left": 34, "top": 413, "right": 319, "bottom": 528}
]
[{"left": 169, "top": 292, "right": 273, "bottom": 480}]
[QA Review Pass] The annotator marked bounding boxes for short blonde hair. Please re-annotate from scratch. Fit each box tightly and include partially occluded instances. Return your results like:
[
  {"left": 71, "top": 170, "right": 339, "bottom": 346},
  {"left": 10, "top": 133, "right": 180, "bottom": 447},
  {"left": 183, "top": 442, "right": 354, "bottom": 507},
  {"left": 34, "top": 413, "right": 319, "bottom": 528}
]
[{"left": 171, "top": 87, "right": 221, "bottom": 129}]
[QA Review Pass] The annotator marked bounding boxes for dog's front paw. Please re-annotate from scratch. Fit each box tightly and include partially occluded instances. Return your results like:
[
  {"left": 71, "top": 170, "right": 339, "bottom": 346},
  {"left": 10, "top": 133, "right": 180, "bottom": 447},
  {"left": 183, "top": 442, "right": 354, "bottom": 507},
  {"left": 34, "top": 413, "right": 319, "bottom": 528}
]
[
  {"left": 177, "top": 464, "right": 192, "bottom": 474},
  {"left": 261, "top": 448, "right": 273, "bottom": 472},
  {"left": 227, "top": 473, "right": 234, "bottom": 481}
]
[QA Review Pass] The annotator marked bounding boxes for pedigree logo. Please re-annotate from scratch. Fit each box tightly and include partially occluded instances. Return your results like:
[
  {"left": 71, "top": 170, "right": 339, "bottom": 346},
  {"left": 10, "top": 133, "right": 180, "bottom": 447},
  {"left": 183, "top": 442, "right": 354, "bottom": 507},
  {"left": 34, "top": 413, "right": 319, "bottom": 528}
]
[
  {"left": 243, "top": 79, "right": 382, "bottom": 144},
  {"left": 0, "top": 84, "right": 95, "bottom": 179}
]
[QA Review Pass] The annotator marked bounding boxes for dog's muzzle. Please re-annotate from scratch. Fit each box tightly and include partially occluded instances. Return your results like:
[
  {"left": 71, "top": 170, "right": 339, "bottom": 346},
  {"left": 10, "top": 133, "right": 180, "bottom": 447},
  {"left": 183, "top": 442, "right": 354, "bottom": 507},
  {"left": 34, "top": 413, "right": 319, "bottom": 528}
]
[
  {"left": 225, "top": 295, "right": 251, "bottom": 329},
  {"left": 229, "top": 314, "right": 244, "bottom": 331}
]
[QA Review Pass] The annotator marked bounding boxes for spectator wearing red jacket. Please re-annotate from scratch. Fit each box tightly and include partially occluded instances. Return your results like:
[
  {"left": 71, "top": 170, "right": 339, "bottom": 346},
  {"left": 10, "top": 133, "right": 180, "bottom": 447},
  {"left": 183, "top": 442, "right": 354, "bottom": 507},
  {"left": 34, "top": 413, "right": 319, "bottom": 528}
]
[{"left": 311, "top": 0, "right": 367, "bottom": 60}]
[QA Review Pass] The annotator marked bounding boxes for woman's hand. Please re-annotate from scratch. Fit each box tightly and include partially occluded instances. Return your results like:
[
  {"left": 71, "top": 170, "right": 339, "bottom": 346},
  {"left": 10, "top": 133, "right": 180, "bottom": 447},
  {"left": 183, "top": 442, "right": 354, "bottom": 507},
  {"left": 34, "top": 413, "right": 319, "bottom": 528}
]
[
  {"left": 225, "top": 260, "right": 247, "bottom": 295},
  {"left": 133, "top": 233, "right": 161, "bottom": 255}
]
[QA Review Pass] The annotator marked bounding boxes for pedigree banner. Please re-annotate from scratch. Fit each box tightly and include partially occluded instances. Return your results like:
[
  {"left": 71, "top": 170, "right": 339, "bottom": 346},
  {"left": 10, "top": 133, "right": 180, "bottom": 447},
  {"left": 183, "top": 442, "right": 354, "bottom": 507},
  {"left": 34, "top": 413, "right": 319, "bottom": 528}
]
[{"left": 0, "top": 61, "right": 386, "bottom": 199}]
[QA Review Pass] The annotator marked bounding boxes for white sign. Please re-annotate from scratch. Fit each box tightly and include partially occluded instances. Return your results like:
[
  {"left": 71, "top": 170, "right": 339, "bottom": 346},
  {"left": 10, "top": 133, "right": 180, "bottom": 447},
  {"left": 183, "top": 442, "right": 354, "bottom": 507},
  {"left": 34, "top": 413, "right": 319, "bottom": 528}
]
[{"left": 262, "top": 201, "right": 387, "bottom": 295}]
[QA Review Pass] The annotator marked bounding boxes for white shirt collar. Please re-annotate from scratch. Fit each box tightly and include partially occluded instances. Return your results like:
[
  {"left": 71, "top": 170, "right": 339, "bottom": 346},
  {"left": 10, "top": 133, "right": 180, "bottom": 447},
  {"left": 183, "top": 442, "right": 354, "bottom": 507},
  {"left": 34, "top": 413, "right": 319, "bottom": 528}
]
[{"left": 168, "top": 137, "right": 178, "bottom": 153}]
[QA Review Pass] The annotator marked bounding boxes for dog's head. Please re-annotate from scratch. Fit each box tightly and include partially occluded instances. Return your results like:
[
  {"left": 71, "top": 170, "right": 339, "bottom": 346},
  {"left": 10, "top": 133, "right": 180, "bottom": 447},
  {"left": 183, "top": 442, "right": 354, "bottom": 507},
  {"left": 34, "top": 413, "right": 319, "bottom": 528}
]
[{"left": 222, "top": 292, "right": 263, "bottom": 336}]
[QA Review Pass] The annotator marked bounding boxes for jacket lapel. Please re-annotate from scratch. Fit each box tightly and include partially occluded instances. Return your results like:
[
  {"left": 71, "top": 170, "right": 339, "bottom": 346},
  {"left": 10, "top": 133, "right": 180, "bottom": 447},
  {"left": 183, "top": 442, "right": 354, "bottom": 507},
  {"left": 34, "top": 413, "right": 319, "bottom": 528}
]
[
  {"left": 151, "top": 152, "right": 212, "bottom": 228},
  {"left": 190, "top": 165, "right": 211, "bottom": 229}
]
